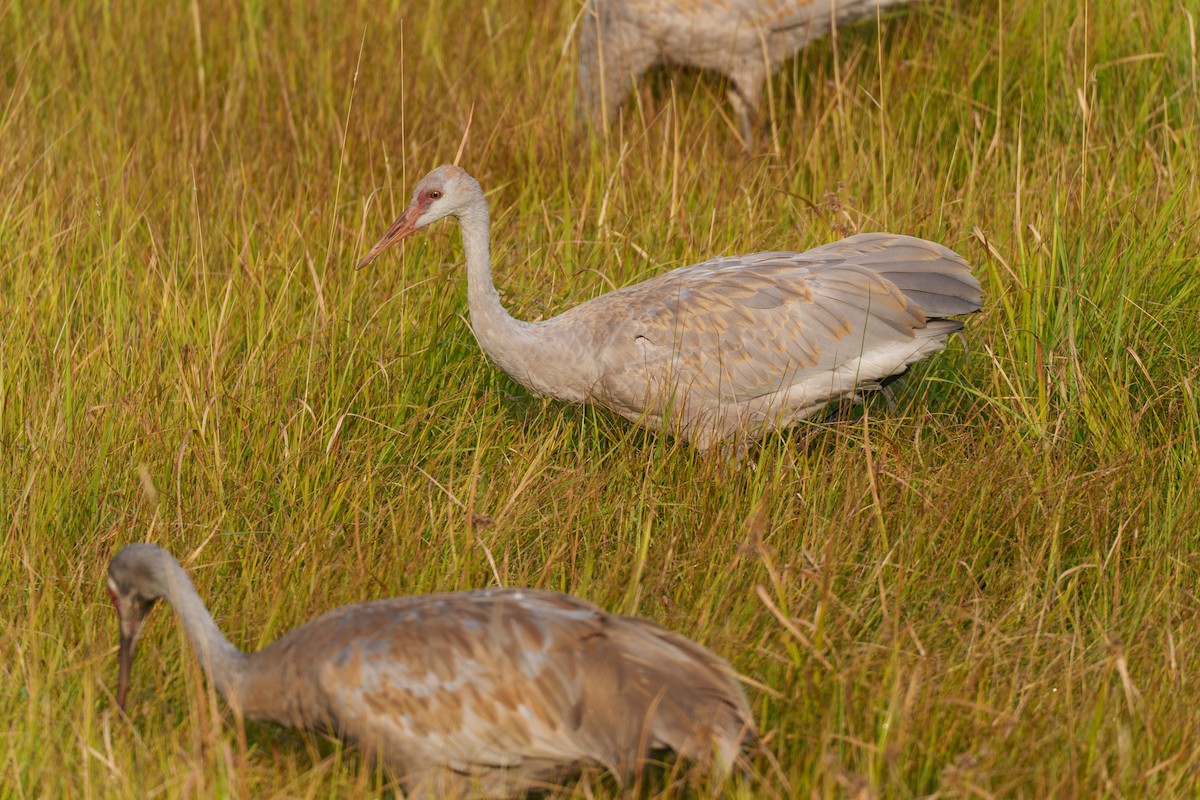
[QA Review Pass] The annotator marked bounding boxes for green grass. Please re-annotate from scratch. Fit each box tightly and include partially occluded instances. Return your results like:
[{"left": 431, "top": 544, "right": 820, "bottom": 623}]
[{"left": 3, "top": 0, "right": 1200, "bottom": 796}]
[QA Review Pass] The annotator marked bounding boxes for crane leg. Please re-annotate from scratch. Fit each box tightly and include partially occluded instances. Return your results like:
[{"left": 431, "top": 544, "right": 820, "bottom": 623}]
[
  {"left": 726, "top": 88, "right": 756, "bottom": 152},
  {"left": 726, "top": 74, "right": 763, "bottom": 152}
]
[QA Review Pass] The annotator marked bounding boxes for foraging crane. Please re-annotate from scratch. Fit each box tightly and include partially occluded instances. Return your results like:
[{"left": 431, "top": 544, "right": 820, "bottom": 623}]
[
  {"left": 356, "top": 165, "right": 981, "bottom": 454},
  {"left": 107, "top": 543, "right": 754, "bottom": 797},
  {"left": 578, "top": 0, "right": 919, "bottom": 147}
]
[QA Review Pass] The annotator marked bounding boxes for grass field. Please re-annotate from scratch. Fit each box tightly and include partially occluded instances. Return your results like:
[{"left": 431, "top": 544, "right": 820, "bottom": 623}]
[{"left": 3, "top": 0, "right": 1200, "bottom": 796}]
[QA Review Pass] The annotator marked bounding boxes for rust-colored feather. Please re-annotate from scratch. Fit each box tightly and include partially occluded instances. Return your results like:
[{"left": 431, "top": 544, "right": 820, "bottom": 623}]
[
  {"left": 108, "top": 545, "right": 755, "bottom": 800},
  {"left": 242, "top": 590, "right": 754, "bottom": 795}
]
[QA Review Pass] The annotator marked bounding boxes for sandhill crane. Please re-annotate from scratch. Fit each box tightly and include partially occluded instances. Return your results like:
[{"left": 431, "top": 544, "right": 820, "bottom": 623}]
[
  {"left": 107, "top": 543, "right": 754, "bottom": 797},
  {"left": 578, "top": 0, "right": 919, "bottom": 147},
  {"left": 356, "top": 165, "right": 981, "bottom": 454}
]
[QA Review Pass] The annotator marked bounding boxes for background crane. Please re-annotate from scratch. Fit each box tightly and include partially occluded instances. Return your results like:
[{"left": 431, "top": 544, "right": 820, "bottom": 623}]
[{"left": 578, "top": 0, "right": 920, "bottom": 148}]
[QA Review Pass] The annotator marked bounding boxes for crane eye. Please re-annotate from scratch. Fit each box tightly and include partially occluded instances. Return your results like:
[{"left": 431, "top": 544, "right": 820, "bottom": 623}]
[{"left": 429, "top": 190, "right": 442, "bottom": 200}]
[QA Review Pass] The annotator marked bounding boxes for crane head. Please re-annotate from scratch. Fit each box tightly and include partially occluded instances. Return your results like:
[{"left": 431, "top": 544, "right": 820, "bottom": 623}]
[
  {"left": 107, "top": 545, "right": 166, "bottom": 710},
  {"left": 355, "top": 165, "right": 481, "bottom": 270}
]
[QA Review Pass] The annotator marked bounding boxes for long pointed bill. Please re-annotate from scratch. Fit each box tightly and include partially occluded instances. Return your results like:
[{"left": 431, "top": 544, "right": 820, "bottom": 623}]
[
  {"left": 117, "top": 630, "right": 136, "bottom": 710},
  {"left": 356, "top": 202, "right": 423, "bottom": 270}
]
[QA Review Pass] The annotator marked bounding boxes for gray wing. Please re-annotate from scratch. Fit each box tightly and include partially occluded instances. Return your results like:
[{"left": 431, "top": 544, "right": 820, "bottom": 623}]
[{"left": 569, "top": 232, "right": 980, "bottom": 412}]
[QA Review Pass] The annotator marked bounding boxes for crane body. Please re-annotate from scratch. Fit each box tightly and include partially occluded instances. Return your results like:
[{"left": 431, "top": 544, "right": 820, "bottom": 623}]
[
  {"left": 578, "top": 0, "right": 919, "bottom": 146},
  {"left": 357, "top": 166, "right": 982, "bottom": 453},
  {"left": 107, "top": 544, "right": 753, "bottom": 798}
]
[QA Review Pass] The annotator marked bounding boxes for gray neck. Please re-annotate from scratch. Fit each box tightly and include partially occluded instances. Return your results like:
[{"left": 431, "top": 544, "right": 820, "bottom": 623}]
[
  {"left": 158, "top": 559, "right": 250, "bottom": 707},
  {"left": 456, "top": 199, "right": 565, "bottom": 396}
]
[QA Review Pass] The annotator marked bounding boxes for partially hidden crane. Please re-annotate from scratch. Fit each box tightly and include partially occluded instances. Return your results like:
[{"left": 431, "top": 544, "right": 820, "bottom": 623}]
[{"left": 578, "top": 0, "right": 921, "bottom": 148}]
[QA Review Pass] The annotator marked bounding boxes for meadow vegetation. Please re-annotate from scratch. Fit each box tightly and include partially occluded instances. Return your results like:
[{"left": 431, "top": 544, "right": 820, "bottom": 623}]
[{"left": 3, "top": 0, "right": 1199, "bottom": 796}]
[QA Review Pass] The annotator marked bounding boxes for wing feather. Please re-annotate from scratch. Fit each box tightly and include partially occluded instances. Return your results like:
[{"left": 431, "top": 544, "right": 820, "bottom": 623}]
[
  {"left": 578, "top": 234, "right": 976, "bottom": 419},
  {"left": 276, "top": 592, "right": 624, "bottom": 780},
  {"left": 245, "top": 588, "right": 754, "bottom": 792}
]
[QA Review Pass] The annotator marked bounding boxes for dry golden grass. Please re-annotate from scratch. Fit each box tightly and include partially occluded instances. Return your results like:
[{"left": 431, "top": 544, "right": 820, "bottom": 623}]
[{"left": 3, "top": 0, "right": 1200, "bottom": 796}]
